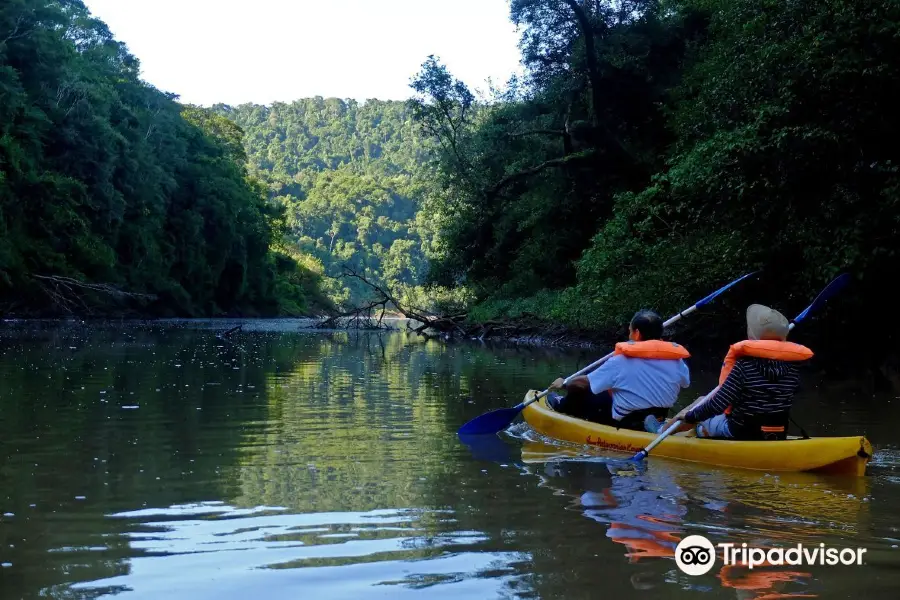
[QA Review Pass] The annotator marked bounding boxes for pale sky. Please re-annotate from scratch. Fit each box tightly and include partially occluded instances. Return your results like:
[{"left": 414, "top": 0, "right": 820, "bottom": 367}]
[{"left": 83, "top": 0, "right": 525, "bottom": 106}]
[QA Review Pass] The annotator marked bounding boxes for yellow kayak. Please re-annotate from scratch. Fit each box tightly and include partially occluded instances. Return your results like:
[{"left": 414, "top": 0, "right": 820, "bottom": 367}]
[{"left": 521, "top": 391, "right": 873, "bottom": 476}]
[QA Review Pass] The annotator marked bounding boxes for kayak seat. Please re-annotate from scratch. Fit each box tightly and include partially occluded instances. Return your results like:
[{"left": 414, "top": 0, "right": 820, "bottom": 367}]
[{"left": 612, "top": 407, "right": 670, "bottom": 432}]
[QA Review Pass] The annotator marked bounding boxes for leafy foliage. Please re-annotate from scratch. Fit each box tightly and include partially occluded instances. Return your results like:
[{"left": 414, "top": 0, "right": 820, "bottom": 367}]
[
  {"left": 0, "top": 0, "right": 326, "bottom": 316},
  {"left": 411, "top": 0, "right": 900, "bottom": 350},
  {"left": 409, "top": 2, "right": 692, "bottom": 300},
  {"left": 213, "top": 99, "right": 435, "bottom": 307}
]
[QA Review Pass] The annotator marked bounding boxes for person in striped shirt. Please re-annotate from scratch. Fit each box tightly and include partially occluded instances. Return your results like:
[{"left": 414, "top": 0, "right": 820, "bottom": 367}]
[{"left": 656, "top": 304, "right": 811, "bottom": 440}]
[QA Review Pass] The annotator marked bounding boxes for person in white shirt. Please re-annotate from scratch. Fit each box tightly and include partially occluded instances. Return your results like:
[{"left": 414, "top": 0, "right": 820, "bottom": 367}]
[{"left": 548, "top": 310, "right": 691, "bottom": 430}]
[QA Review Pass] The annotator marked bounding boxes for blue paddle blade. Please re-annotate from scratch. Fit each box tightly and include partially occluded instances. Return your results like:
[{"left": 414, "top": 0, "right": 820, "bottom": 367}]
[
  {"left": 630, "top": 450, "right": 648, "bottom": 462},
  {"left": 457, "top": 404, "right": 524, "bottom": 435},
  {"left": 695, "top": 271, "right": 760, "bottom": 308},
  {"left": 793, "top": 273, "right": 850, "bottom": 324}
]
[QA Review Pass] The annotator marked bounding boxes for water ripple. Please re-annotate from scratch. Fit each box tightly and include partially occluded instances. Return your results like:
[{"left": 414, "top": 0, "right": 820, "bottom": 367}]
[{"left": 63, "top": 503, "right": 521, "bottom": 600}]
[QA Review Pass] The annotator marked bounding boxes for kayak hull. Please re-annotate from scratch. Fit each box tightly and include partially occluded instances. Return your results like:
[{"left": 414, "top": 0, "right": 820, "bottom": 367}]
[{"left": 521, "top": 391, "right": 872, "bottom": 476}]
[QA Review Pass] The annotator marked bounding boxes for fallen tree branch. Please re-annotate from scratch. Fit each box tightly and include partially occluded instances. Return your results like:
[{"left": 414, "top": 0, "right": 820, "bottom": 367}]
[
  {"left": 33, "top": 275, "right": 157, "bottom": 299},
  {"left": 31, "top": 274, "right": 157, "bottom": 314},
  {"left": 327, "top": 269, "right": 603, "bottom": 344},
  {"left": 321, "top": 292, "right": 391, "bottom": 330},
  {"left": 332, "top": 267, "right": 470, "bottom": 336},
  {"left": 216, "top": 325, "right": 242, "bottom": 339}
]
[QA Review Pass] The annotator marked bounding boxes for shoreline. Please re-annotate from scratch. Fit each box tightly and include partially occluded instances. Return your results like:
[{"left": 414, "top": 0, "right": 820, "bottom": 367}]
[{"left": 1, "top": 315, "right": 895, "bottom": 388}]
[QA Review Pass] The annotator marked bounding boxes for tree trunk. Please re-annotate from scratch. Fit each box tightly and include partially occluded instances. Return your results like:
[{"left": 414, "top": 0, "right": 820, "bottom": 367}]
[{"left": 564, "top": 0, "right": 602, "bottom": 128}]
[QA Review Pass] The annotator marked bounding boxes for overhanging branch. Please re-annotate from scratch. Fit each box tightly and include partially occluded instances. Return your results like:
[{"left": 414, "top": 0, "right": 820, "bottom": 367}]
[
  {"left": 32, "top": 274, "right": 157, "bottom": 314},
  {"left": 507, "top": 129, "right": 567, "bottom": 138},
  {"left": 485, "top": 149, "right": 596, "bottom": 197}
]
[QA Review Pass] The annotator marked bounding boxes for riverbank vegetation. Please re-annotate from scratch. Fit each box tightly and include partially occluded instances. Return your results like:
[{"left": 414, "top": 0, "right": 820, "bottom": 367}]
[
  {"left": 3, "top": 0, "right": 899, "bottom": 367},
  {"left": 408, "top": 0, "right": 900, "bottom": 360}
]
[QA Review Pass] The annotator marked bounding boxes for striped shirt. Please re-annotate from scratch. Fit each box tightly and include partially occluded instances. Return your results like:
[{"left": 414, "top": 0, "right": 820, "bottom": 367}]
[{"left": 686, "top": 358, "right": 801, "bottom": 431}]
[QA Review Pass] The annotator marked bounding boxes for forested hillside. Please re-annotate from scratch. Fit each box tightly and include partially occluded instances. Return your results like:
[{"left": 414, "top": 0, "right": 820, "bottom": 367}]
[
  {"left": 0, "top": 0, "right": 326, "bottom": 317},
  {"left": 6, "top": 0, "right": 897, "bottom": 359},
  {"left": 213, "top": 100, "right": 436, "bottom": 306},
  {"left": 410, "top": 0, "right": 900, "bottom": 357}
]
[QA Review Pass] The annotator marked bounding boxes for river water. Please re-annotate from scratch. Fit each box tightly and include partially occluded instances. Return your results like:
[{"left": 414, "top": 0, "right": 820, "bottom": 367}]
[{"left": 0, "top": 321, "right": 898, "bottom": 599}]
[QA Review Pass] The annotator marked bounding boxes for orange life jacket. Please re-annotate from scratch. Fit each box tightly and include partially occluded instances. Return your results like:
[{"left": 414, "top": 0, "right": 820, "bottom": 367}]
[
  {"left": 614, "top": 340, "right": 691, "bottom": 360},
  {"left": 718, "top": 339, "right": 814, "bottom": 385}
]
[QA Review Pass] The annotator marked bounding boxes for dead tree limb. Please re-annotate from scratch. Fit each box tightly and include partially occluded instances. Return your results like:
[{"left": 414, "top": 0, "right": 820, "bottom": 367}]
[
  {"left": 333, "top": 267, "right": 468, "bottom": 336},
  {"left": 216, "top": 325, "right": 242, "bottom": 339},
  {"left": 32, "top": 274, "right": 157, "bottom": 314},
  {"left": 33, "top": 275, "right": 157, "bottom": 299},
  {"left": 321, "top": 294, "right": 390, "bottom": 330}
]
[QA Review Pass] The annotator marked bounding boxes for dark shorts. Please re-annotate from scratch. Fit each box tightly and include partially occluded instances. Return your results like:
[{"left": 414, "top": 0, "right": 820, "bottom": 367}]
[
  {"left": 551, "top": 389, "right": 669, "bottom": 430},
  {"left": 552, "top": 389, "right": 615, "bottom": 423}
]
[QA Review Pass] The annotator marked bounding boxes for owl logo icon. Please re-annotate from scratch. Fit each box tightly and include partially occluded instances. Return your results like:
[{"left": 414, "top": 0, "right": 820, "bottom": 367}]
[{"left": 675, "top": 535, "right": 716, "bottom": 575}]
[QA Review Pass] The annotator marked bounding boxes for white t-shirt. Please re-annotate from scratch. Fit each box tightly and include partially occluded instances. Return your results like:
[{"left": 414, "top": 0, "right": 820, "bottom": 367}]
[{"left": 587, "top": 354, "right": 690, "bottom": 420}]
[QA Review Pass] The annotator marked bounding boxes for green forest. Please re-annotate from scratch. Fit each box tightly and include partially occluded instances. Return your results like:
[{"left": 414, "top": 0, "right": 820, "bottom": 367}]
[
  {"left": 0, "top": 0, "right": 326, "bottom": 317},
  {"left": 3, "top": 0, "right": 900, "bottom": 357},
  {"left": 407, "top": 0, "right": 900, "bottom": 356},
  {"left": 211, "top": 100, "right": 437, "bottom": 307}
]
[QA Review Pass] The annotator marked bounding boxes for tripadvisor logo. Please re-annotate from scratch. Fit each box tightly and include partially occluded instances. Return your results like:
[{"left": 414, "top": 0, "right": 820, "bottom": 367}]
[
  {"left": 675, "top": 535, "right": 717, "bottom": 575},
  {"left": 674, "top": 534, "right": 867, "bottom": 576}
]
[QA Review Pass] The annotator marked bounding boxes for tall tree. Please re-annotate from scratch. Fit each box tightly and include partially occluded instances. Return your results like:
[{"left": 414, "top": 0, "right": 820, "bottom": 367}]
[{"left": 409, "top": 0, "right": 690, "bottom": 297}]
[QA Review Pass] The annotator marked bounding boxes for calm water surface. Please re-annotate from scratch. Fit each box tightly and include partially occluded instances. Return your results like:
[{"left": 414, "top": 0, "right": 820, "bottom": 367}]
[{"left": 1, "top": 321, "right": 899, "bottom": 599}]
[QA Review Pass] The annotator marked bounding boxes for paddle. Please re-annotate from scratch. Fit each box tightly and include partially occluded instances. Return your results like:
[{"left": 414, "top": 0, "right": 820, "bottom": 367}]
[
  {"left": 456, "top": 271, "right": 759, "bottom": 436},
  {"left": 630, "top": 272, "right": 851, "bottom": 462}
]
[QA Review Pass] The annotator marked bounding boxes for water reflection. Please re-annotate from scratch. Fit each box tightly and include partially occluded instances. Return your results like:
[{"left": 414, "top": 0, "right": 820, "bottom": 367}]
[
  {"left": 515, "top": 439, "right": 875, "bottom": 598},
  {"left": 0, "top": 325, "right": 549, "bottom": 599},
  {"left": 0, "top": 324, "right": 898, "bottom": 600},
  {"left": 63, "top": 503, "right": 527, "bottom": 600}
]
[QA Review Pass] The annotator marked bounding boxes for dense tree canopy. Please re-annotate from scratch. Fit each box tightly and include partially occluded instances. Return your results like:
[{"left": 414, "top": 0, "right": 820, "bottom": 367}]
[
  {"left": 213, "top": 100, "right": 435, "bottom": 307},
  {"left": 410, "top": 0, "right": 900, "bottom": 356},
  {"left": 5, "top": 0, "right": 898, "bottom": 359},
  {"left": 0, "top": 0, "right": 326, "bottom": 316}
]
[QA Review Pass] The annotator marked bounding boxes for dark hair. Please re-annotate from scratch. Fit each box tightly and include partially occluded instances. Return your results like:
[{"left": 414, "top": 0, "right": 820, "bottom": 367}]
[{"left": 630, "top": 309, "right": 663, "bottom": 340}]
